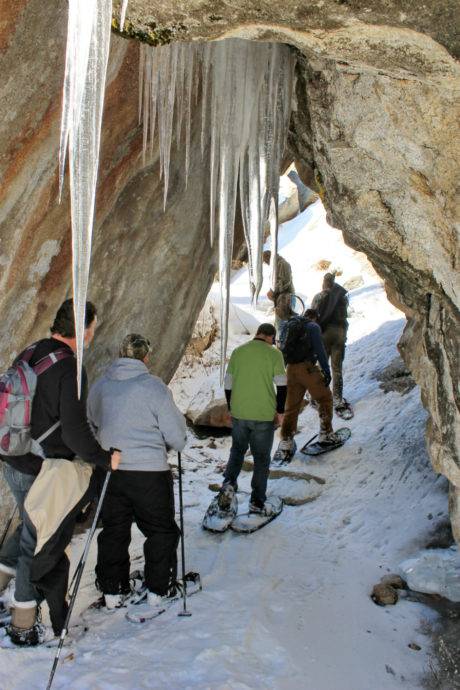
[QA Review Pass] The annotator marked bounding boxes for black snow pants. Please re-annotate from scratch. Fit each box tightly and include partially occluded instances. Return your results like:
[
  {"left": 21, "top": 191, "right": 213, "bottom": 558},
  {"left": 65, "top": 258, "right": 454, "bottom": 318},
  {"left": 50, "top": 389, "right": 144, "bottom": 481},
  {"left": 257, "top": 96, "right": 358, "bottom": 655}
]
[{"left": 95, "top": 469, "right": 180, "bottom": 596}]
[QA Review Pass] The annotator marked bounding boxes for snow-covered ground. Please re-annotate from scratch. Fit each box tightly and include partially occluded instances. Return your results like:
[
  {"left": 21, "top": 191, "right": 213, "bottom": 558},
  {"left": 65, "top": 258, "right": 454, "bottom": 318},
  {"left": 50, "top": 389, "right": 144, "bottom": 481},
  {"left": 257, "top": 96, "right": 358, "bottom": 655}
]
[{"left": 0, "top": 198, "right": 449, "bottom": 690}]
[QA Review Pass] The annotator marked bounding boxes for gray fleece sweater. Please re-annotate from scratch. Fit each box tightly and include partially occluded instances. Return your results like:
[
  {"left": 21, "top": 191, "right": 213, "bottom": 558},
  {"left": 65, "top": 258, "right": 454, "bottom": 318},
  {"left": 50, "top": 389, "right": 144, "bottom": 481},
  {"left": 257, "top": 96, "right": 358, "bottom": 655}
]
[{"left": 87, "top": 358, "right": 187, "bottom": 472}]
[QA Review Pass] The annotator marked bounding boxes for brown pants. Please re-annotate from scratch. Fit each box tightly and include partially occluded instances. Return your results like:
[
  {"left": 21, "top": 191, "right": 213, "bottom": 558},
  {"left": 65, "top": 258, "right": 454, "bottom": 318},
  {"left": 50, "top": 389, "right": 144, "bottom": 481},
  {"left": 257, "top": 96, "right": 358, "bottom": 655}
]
[
  {"left": 281, "top": 361, "right": 333, "bottom": 439},
  {"left": 322, "top": 324, "right": 347, "bottom": 402}
]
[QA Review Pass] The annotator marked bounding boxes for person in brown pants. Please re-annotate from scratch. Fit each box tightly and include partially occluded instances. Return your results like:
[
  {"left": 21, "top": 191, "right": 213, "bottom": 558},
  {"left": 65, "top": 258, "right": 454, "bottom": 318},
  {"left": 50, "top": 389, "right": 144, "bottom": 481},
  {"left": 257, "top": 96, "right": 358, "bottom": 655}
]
[
  {"left": 274, "top": 310, "right": 336, "bottom": 462},
  {"left": 312, "top": 273, "right": 349, "bottom": 410}
]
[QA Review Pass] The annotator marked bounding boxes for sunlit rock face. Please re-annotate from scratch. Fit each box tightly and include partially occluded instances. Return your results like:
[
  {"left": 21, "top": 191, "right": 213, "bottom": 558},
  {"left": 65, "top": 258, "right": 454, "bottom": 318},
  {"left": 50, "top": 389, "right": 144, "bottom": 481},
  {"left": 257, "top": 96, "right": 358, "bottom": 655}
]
[
  {"left": 0, "top": 2, "right": 217, "bottom": 522},
  {"left": 0, "top": 1, "right": 459, "bottom": 535},
  {"left": 113, "top": 0, "right": 459, "bottom": 59}
]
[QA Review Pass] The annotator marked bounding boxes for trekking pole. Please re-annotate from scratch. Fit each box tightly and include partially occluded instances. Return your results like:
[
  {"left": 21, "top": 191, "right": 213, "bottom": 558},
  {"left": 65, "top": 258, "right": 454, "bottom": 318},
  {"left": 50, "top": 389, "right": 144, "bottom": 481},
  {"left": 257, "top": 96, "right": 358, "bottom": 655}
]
[
  {"left": 177, "top": 452, "right": 191, "bottom": 618},
  {"left": 0, "top": 505, "right": 17, "bottom": 550},
  {"left": 45, "top": 470, "right": 111, "bottom": 690}
]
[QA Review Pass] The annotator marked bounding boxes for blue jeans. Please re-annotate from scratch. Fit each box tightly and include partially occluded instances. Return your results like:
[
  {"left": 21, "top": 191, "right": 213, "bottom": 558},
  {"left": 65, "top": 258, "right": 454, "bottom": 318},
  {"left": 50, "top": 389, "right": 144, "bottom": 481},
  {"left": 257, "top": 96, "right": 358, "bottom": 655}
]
[
  {"left": 0, "top": 464, "right": 38, "bottom": 602},
  {"left": 224, "top": 418, "right": 275, "bottom": 505}
]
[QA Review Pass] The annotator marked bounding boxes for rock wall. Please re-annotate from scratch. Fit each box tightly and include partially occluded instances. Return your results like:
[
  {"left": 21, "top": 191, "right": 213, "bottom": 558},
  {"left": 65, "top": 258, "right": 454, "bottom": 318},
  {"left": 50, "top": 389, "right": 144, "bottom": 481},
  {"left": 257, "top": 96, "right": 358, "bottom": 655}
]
[{"left": 0, "top": 1, "right": 217, "bottom": 524}]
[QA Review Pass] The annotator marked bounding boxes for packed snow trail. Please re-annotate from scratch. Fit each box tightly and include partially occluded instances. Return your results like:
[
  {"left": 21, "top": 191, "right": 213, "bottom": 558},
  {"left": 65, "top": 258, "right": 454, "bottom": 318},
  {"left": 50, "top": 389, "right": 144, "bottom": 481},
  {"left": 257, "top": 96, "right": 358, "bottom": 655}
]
[{"left": 0, "top": 198, "right": 447, "bottom": 690}]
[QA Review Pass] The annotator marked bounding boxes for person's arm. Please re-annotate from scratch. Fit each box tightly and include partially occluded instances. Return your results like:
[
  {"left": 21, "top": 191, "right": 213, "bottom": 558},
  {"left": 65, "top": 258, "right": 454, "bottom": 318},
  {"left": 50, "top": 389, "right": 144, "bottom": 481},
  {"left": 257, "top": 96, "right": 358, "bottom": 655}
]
[
  {"left": 273, "top": 350, "right": 287, "bottom": 414},
  {"left": 308, "top": 322, "right": 331, "bottom": 378},
  {"left": 223, "top": 354, "right": 234, "bottom": 411},
  {"left": 59, "top": 364, "right": 111, "bottom": 470},
  {"left": 156, "top": 387, "right": 187, "bottom": 452},
  {"left": 86, "top": 384, "right": 99, "bottom": 437},
  {"left": 224, "top": 373, "right": 232, "bottom": 410}
]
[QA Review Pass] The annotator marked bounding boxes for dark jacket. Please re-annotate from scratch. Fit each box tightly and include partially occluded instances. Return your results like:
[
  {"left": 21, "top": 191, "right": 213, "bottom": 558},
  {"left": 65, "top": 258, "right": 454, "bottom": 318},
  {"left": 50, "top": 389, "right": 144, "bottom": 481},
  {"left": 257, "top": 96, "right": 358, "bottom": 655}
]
[
  {"left": 1, "top": 338, "right": 111, "bottom": 475},
  {"left": 311, "top": 284, "right": 348, "bottom": 330}
]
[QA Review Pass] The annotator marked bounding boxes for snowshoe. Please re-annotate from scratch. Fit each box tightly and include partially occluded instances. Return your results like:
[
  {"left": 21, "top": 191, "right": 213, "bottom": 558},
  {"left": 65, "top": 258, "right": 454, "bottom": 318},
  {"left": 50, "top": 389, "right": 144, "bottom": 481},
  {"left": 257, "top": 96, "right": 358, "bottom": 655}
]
[
  {"left": 272, "top": 438, "right": 297, "bottom": 466},
  {"left": 334, "top": 399, "right": 354, "bottom": 420},
  {"left": 126, "top": 572, "right": 202, "bottom": 623},
  {"left": 231, "top": 496, "right": 283, "bottom": 534},
  {"left": 82, "top": 569, "right": 145, "bottom": 621},
  {"left": 301, "top": 427, "right": 351, "bottom": 456},
  {"left": 202, "top": 484, "right": 238, "bottom": 533},
  {"left": 0, "top": 621, "right": 54, "bottom": 648}
]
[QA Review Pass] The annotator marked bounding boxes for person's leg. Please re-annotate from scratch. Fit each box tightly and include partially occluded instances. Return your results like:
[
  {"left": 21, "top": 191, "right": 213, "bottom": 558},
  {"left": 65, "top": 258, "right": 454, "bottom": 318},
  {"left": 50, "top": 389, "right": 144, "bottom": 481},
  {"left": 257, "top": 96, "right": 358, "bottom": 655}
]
[
  {"left": 329, "top": 327, "right": 346, "bottom": 404},
  {"left": 96, "top": 472, "right": 134, "bottom": 595},
  {"left": 303, "top": 363, "right": 333, "bottom": 438},
  {"left": 132, "top": 471, "right": 180, "bottom": 596},
  {"left": 223, "top": 418, "right": 250, "bottom": 487},
  {"left": 249, "top": 421, "right": 275, "bottom": 506},
  {"left": 13, "top": 510, "right": 39, "bottom": 604},
  {"left": 0, "top": 465, "right": 35, "bottom": 589},
  {"left": 280, "top": 364, "right": 307, "bottom": 440}
]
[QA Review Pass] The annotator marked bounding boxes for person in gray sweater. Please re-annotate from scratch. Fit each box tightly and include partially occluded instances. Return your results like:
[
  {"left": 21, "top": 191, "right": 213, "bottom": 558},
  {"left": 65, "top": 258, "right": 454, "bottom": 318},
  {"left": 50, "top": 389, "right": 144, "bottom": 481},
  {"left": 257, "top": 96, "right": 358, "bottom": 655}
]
[{"left": 87, "top": 334, "right": 187, "bottom": 611}]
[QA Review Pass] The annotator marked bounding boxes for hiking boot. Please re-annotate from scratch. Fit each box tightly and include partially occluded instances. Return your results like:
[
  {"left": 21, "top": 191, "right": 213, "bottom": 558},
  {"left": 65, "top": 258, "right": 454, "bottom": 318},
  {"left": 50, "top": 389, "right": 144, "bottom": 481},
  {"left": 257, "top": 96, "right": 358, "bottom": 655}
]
[
  {"left": 318, "top": 431, "right": 340, "bottom": 446},
  {"left": 217, "top": 482, "right": 236, "bottom": 511},
  {"left": 273, "top": 437, "right": 297, "bottom": 464},
  {"left": 249, "top": 500, "right": 275, "bottom": 517},
  {"left": 103, "top": 593, "right": 130, "bottom": 610},
  {"left": 7, "top": 602, "right": 44, "bottom": 647}
]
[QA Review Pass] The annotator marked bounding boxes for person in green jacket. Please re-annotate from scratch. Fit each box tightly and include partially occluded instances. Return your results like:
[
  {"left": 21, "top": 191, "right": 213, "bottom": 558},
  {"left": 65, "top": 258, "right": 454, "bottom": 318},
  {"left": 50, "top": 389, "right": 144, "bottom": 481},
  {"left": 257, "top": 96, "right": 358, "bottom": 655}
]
[{"left": 217, "top": 323, "right": 287, "bottom": 516}]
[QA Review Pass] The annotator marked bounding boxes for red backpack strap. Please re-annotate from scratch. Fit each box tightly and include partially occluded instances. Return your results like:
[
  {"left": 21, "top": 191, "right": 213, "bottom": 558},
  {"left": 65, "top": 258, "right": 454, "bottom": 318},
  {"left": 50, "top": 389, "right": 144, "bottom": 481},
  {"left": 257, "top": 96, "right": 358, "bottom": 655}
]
[
  {"left": 13, "top": 342, "right": 39, "bottom": 366},
  {"left": 32, "top": 349, "right": 74, "bottom": 376}
]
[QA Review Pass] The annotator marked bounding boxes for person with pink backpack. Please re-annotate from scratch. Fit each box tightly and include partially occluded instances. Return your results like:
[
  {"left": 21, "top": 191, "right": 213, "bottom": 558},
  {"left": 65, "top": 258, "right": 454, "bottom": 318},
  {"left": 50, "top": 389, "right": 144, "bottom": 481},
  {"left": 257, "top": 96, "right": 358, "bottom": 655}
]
[{"left": 0, "top": 299, "right": 120, "bottom": 646}]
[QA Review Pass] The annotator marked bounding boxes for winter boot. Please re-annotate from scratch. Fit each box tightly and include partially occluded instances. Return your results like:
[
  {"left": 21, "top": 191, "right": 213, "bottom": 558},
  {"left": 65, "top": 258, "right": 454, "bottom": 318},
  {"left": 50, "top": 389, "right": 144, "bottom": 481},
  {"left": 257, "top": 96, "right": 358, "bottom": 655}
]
[
  {"left": 7, "top": 602, "right": 45, "bottom": 647},
  {"left": 272, "top": 437, "right": 297, "bottom": 464},
  {"left": 103, "top": 593, "right": 130, "bottom": 610},
  {"left": 217, "top": 482, "right": 236, "bottom": 512},
  {"left": 318, "top": 430, "right": 341, "bottom": 447},
  {"left": 248, "top": 500, "right": 276, "bottom": 517}
]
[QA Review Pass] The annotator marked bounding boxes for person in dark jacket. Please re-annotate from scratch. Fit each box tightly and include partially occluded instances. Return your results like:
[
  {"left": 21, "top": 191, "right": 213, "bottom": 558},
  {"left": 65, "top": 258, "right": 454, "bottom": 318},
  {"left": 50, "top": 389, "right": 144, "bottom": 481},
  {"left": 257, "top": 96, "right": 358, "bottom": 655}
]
[
  {"left": 0, "top": 299, "right": 120, "bottom": 646},
  {"left": 274, "top": 309, "right": 337, "bottom": 462},
  {"left": 311, "top": 273, "right": 349, "bottom": 412},
  {"left": 87, "top": 334, "right": 187, "bottom": 616}
]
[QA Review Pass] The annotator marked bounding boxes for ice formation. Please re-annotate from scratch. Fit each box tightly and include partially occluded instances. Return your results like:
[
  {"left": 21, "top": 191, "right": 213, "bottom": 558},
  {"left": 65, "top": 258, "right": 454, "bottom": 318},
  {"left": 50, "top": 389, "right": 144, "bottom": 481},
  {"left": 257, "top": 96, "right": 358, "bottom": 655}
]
[
  {"left": 59, "top": 0, "right": 112, "bottom": 394},
  {"left": 60, "top": 0, "right": 295, "bottom": 385},
  {"left": 139, "top": 40, "right": 295, "bottom": 372}
]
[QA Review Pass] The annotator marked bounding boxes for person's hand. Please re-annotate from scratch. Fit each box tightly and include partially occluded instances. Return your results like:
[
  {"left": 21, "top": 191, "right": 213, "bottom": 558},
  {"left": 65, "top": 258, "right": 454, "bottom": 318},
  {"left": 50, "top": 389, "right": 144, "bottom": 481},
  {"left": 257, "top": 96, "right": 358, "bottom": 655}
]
[
  {"left": 224, "top": 412, "right": 233, "bottom": 428},
  {"left": 267, "top": 289, "right": 274, "bottom": 301},
  {"left": 274, "top": 413, "right": 284, "bottom": 429},
  {"left": 322, "top": 371, "right": 332, "bottom": 388},
  {"left": 110, "top": 450, "right": 121, "bottom": 471}
]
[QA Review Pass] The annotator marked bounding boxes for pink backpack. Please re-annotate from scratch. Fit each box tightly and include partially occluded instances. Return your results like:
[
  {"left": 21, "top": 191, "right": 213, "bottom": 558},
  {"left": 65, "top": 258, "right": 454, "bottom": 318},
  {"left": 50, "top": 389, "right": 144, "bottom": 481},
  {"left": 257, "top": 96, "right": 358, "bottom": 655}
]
[{"left": 0, "top": 343, "right": 73, "bottom": 457}]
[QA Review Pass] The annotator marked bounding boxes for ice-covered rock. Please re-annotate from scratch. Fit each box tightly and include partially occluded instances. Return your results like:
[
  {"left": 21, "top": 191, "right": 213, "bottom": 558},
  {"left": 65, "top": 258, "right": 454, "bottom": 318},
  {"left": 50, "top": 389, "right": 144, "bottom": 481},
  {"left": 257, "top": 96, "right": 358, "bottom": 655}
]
[{"left": 398, "top": 547, "right": 460, "bottom": 602}]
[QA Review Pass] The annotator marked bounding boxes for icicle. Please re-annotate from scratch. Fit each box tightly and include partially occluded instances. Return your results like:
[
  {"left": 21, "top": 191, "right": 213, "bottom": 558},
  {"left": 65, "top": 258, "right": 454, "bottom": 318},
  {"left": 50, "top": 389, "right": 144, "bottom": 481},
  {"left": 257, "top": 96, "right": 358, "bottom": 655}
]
[
  {"left": 136, "top": 39, "right": 295, "bottom": 378},
  {"left": 120, "top": 0, "right": 128, "bottom": 32},
  {"left": 200, "top": 44, "right": 211, "bottom": 157},
  {"left": 60, "top": 0, "right": 112, "bottom": 395},
  {"left": 138, "top": 44, "right": 145, "bottom": 126}
]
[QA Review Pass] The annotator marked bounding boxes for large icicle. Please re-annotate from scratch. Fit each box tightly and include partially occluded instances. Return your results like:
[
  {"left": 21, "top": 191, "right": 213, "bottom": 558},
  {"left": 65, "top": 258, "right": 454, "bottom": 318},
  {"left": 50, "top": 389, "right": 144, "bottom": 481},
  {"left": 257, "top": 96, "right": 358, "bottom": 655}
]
[
  {"left": 60, "top": 0, "right": 112, "bottom": 394},
  {"left": 119, "top": 0, "right": 128, "bottom": 31},
  {"left": 138, "top": 39, "right": 295, "bottom": 379}
]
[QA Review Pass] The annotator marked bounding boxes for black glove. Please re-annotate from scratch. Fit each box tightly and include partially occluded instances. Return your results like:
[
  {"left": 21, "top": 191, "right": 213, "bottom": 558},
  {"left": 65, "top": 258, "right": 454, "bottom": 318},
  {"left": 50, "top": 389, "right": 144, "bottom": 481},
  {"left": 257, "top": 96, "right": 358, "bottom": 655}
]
[{"left": 322, "top": 371, "right": 332, "bottom": 387}]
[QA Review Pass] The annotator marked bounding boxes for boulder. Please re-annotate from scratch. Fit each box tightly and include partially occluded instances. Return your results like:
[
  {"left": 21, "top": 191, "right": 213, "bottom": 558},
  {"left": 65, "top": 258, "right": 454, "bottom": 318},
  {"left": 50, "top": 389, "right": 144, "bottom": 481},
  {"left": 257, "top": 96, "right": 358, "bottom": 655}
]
[{"left": 187, "top": 399, "right": 232, "bottom": 429}]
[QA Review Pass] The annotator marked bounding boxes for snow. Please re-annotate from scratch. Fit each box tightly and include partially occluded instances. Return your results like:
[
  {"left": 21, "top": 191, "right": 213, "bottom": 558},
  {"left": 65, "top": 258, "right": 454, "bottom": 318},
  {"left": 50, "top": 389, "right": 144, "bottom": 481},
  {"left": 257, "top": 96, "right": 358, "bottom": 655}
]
[{"left": 0, "top": 197, "right": 450, "bottom": 689}]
